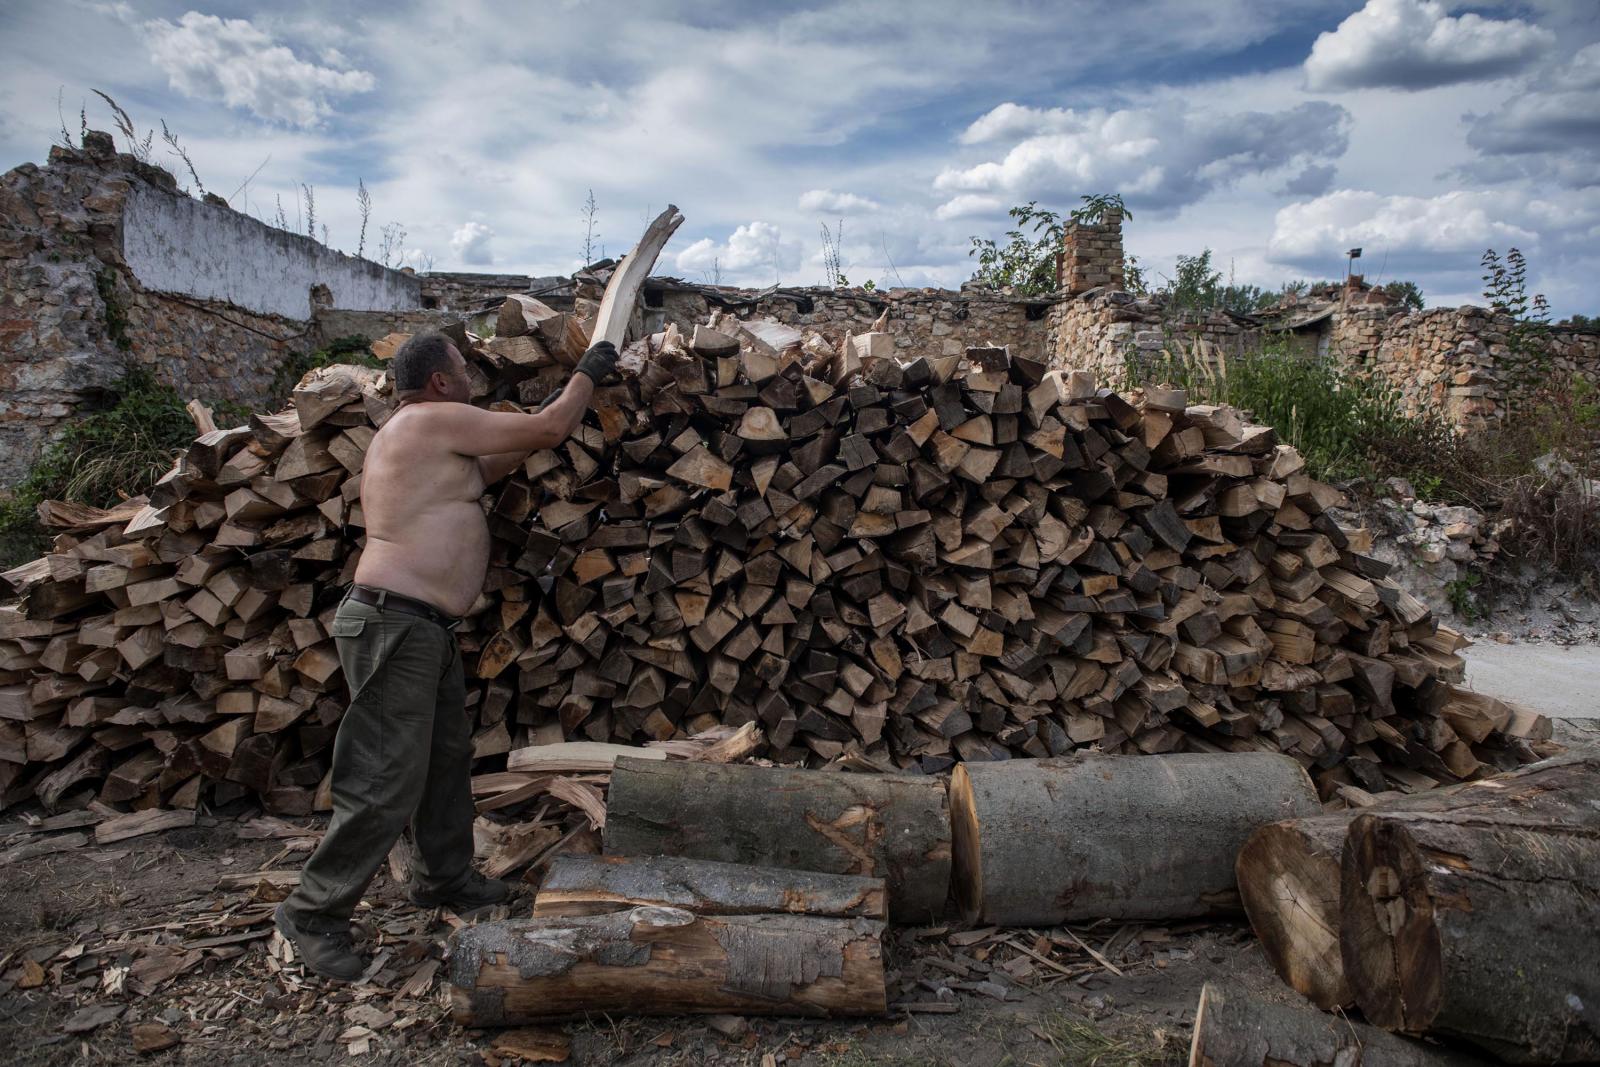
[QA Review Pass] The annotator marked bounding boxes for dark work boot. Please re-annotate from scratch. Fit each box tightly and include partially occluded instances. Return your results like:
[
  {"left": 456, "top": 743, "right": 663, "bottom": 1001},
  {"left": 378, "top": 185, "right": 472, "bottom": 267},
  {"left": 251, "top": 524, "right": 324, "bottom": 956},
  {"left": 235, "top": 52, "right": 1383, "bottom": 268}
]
[
  {"left": 408, "top": 870, "right": 515, "bottom": 913},
  {"left": 274, "top": 902, "right": 365, "bottom": 983}
]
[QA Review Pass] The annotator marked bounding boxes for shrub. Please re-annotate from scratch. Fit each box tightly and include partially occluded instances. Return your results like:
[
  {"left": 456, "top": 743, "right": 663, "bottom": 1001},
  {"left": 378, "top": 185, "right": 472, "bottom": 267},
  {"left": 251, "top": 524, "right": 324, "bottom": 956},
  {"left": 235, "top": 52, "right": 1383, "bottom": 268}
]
[
  {"left": 0, "top": 369, "right": 195, "bottom": 566},
  {"left": 1121, "top": 339, "right": 1453, "bottom": 484}
]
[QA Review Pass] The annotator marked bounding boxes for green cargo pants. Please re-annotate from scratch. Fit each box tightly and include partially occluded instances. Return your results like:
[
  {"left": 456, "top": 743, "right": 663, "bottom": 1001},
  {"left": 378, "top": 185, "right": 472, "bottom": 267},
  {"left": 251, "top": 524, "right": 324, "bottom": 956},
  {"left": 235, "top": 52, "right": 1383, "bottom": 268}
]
[{"left": 282, "top": 595, "right": 475, "bottom": 934}]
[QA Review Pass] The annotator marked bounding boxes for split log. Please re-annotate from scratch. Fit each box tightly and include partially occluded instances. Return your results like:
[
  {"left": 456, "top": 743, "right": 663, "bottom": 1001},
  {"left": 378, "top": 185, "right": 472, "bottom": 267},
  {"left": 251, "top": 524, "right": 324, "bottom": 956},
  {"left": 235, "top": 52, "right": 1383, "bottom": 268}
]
[
  {"left": 533, "top": 854, "right": 886, "bottom": 920},
  {"left": 1341, "top": 758, "right": 1600, "bottom": 1063},
  {"left": 592, "top": 206, "right": 684, "bottom": 348},
  {"left": 1189, "top": 983, "right": 1486, "bottom": 1067},
  {"left": 1238, "top": 755, "right": 1599, "bottom": 1011},
  {"left": 449, "top": 907, "right": 885, "bottom": 1024},
  {"left": 603, "top": 758, "right": 950, "bottom": 922},
  {"left": 951, "top": 753, "right": 1319, "bottom": 925}
]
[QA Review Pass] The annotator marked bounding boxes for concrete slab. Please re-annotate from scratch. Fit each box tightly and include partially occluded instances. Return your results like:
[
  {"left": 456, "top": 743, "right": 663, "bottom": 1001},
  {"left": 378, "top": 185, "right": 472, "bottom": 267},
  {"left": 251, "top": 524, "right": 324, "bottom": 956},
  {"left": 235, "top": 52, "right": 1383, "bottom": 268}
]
[{"left": 1461, "top": 642, "right": 1600, "bottom": 719}]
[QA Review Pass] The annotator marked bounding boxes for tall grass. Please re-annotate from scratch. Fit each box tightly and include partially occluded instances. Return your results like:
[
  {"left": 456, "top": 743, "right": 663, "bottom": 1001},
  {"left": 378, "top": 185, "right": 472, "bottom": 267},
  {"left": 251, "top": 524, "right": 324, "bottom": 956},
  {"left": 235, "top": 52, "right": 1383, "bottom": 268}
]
[
  {"left": 1120, "top": 339, "right": 1600, "bottom": 582},
  {"left": 0, "top": 369, "right": 195, "bottom": 566},
  {"left": 1120, "top": 339, "right": 1453, "bottom": 484}
]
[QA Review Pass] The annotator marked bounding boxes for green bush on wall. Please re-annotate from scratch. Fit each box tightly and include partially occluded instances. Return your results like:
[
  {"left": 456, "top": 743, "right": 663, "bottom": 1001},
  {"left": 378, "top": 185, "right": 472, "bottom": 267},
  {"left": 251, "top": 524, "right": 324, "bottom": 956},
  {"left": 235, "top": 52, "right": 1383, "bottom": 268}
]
[
  {"left": 0, "top": 368, "right": 195, "bottom": 566},
  {"left": 0, "top": 336, "right": 384, "bottom": 568}
]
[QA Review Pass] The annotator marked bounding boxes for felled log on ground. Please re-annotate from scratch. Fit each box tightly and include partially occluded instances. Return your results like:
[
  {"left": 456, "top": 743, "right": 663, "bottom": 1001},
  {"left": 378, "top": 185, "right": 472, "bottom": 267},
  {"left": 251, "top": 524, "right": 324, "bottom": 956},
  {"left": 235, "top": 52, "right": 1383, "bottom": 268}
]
[
  {"left": 1238, "top": 753, "right": 1598, "bottom": 1011},
  {"left": 449, "top": 906, "right": 886, "bottom": 1025},
  {"left": 1341, "top": 756, "right": 1600, "bottom": 1063},
  {"left": 533, "top": 853, "right": 886, "bottom": 919},
  {"left": 950, "top": 752, "right": 1319, "bottom": 925},
  {"left": 1188, "top": 983, "right": 1488, "bottom": 1067},
  {"left": 603, "top": 757, "right": 950, "bottom": 922}
]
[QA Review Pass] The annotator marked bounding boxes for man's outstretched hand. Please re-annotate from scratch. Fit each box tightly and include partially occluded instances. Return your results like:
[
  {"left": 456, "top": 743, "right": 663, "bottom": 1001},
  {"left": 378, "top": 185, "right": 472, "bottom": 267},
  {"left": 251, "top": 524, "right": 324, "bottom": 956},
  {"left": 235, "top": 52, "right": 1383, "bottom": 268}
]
[{"left": 575, "top": 341, "right": 619, "bottom": 384}]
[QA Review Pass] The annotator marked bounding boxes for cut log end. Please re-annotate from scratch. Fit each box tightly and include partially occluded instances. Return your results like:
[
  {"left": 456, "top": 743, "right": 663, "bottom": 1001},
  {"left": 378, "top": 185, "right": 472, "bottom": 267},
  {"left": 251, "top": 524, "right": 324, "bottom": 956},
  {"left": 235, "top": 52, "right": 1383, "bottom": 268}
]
[
  {"left": 1340, "top": 815, "right": 1446, "bottom": 1034},
  {"left": 1235, "top": 818, "right": 1352, "bottom": 1009}
]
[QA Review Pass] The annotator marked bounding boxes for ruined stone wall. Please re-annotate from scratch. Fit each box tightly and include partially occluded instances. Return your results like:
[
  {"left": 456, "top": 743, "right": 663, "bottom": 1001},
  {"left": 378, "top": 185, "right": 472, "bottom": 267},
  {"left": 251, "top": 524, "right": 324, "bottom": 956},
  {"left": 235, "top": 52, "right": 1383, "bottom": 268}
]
[
  {"left": 420, "top": 271, "right": 565, "bottom": 313},
  {"left": 0, "top": 135, "right": 352, "bottom": 486},
  {"left": 1046, "top": 290, "right": 1253, "bottom": 382},
  {"left": 1330, "top": 305, "right": 1600, "bottom": 432},
  {"left": 121, "top": 182, "right": 417, "bottom": 319},
  {"left": 650, "top": 284, "right": 1052, "bottom": 363}
]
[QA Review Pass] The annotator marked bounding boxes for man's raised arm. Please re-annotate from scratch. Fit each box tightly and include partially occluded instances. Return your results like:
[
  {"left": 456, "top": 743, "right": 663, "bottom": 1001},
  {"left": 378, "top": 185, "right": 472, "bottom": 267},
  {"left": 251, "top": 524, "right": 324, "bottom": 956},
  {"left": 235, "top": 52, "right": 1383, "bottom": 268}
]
[{"left": 432, "top": 342, "right": 618, "bottom": 478}]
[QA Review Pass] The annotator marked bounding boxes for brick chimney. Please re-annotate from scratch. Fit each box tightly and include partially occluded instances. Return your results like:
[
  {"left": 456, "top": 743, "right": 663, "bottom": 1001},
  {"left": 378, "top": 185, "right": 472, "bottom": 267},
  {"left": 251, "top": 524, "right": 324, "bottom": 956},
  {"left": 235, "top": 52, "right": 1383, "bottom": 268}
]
[{"left": 1058, "top": 209, "right": 1125, "bottom": 295}]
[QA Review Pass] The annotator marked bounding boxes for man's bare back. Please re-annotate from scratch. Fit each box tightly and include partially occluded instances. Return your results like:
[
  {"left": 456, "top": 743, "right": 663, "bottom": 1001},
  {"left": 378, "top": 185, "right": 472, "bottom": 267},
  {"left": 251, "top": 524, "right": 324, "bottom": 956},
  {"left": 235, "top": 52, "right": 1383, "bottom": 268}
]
[{"left": 354, "top": 405, "right": 493, "bottom": 617}]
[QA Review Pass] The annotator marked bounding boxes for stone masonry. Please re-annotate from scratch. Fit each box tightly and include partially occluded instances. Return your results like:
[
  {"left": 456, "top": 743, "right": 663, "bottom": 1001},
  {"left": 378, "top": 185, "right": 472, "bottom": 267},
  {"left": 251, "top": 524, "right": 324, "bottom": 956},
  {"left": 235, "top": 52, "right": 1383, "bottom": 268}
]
[{"left": 0, "top": 133, "right": 414, "bottom": 486}]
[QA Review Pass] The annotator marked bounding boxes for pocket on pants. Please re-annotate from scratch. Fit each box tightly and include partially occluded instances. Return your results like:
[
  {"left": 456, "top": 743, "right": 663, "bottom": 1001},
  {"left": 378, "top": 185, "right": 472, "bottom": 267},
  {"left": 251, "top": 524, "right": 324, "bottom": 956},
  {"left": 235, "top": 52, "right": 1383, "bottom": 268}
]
[{"left": 330, "top": 615, "right": 366, "bottom": 638}]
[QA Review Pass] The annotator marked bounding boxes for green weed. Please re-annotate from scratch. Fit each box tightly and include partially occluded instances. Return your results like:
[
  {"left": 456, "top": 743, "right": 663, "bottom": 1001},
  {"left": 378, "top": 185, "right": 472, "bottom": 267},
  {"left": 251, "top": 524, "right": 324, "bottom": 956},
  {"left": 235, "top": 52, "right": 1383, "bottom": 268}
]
[{"left": 0, "top": 368, "right": 195, "bottom": 566}]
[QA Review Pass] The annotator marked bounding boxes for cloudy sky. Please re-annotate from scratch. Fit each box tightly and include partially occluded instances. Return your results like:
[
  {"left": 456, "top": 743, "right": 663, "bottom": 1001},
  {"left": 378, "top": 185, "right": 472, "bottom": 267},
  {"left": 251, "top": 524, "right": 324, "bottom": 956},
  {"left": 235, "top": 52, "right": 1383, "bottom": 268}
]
[{"left": 2, "top": 0, "right": 1596, "bottom": 316}]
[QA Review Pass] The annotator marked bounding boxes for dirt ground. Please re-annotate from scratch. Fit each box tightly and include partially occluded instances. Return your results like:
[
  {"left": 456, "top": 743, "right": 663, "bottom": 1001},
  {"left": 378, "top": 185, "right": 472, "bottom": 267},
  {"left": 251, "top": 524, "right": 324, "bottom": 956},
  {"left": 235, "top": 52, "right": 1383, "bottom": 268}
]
[
  {"left": 7, "top": 719, "right": 1595, "bottom": 1067},
  {"left": 0, "top": 813, "right": 1281, "bottom": 1067}
]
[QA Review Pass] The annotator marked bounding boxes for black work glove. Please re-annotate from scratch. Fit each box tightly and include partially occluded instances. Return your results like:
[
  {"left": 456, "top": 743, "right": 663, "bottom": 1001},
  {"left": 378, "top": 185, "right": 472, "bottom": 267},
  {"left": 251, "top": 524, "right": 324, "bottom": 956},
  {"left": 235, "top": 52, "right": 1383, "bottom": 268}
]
[{"left": 574, "top": 341, "right": 619, "bottom": 384}]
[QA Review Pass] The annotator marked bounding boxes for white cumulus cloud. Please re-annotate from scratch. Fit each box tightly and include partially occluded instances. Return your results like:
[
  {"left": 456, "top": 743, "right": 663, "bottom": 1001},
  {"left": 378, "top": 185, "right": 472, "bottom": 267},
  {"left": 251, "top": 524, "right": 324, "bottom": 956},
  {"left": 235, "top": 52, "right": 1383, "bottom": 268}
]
[
  {"left": 936, "top": 101, "right": 1348, "bottom": 213},
  {"left": 1304, "top": 0, "right": 1553, "bottom": 92},
  {"left": 450, "top": 221, "right": 495, "bottom": 266},
  {"left": 1267, "top": 189, "right": 1535, "bottom": 267},
  {"left": 934, "top": 194, "right": 1003, "bottom": 221},
  {"left": 797, "top": 189, "right": 880, "bottom": 214},
  {"left": 675, "top": 221, "right": 802, "bottom": 283},
  {"left": 141, "top": 12, "right": 375, "bottom": 128}
]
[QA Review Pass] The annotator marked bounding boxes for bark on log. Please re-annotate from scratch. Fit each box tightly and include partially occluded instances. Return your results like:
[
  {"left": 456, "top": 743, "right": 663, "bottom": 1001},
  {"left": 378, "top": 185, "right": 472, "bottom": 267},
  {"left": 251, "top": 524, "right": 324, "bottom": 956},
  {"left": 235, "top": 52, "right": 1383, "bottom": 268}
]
[
  {"left": 533, "top": 854, "right": 886, "bottom": 920},
  {"left": 449, "top": 906, "right": 885, "bottom": 1025},
  {"left": 951, "top": 753, "right": 1319, "bottom": 925},
  {"left": 603, "top": 758, "right": 951, "bottom": 923},
  {"left": 1341, "top": 760, "right": 1600, "bottom": 1063},
  {"left": 1189, "top": 983, "right": 1487, "bottom": 1067},
  {"left": 1239, "top": 755, "right": 1600, "bottom": 1011}
]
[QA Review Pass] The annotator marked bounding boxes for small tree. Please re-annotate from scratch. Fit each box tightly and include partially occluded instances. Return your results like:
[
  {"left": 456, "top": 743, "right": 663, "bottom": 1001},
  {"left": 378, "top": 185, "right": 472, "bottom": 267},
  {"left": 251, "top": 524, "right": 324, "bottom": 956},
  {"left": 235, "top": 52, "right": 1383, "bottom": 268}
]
[
  {"left": 355, "top": 180, "right": 372, "bottom": 259},
  {"left": 580, "top": 189, "right": 600, "bottom": 265},
  {"left": 1167, "top": 249, "right": 1222, "bottom": 310},
  {"left": 1483, "top": 247, "right": 1553, "bottom": 416},
  {"left": 967, "top": 201, "right": 1065, "bottom": 295},
  {"left": 820, "top": 220, "right": 846, "bottom": 286},
  {"left": 1069, "top": 192, "right": 1129, "bottom": 225},
  {"left": 1381, "top": 280, "right": 1424, "bottom": 310}
]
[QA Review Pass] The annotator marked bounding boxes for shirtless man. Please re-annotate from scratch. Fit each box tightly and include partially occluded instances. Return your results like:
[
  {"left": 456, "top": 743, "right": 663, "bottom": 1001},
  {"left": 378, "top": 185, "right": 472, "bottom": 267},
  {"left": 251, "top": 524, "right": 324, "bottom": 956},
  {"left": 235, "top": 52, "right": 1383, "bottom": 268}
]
[{"left": 276, "top": 330, "right": 617, "bottom": 980}]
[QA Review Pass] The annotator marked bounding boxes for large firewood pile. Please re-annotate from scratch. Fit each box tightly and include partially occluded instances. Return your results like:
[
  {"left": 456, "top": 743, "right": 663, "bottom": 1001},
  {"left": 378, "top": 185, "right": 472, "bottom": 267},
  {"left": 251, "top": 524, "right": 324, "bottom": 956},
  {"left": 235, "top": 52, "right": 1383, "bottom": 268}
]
[{"left": 0, "top": 305, "right": 1549, "bottom": 815}]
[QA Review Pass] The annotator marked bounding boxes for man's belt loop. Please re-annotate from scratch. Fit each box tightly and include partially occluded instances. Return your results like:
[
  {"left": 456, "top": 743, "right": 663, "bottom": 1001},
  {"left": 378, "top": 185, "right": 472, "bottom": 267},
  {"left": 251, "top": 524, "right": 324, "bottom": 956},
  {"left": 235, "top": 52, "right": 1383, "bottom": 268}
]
[{"left": 375, "top": 589, "right": 388, "bottom": 611}]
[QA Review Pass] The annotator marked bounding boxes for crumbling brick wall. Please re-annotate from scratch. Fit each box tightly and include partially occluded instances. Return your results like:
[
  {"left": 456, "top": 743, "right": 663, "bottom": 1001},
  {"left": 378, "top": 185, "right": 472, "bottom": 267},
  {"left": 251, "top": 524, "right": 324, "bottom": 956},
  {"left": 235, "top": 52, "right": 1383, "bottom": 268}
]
[{"left": 1057, "top": 212, "right": 1124, "bottom": 295}]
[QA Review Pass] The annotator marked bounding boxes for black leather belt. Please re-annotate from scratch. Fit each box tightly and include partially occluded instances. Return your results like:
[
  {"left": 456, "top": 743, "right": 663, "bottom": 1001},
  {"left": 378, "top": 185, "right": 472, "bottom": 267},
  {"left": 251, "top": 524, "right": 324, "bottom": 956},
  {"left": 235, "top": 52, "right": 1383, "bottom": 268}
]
[{"left": 347, "top": 585, "right": 463, "bottom": 631}]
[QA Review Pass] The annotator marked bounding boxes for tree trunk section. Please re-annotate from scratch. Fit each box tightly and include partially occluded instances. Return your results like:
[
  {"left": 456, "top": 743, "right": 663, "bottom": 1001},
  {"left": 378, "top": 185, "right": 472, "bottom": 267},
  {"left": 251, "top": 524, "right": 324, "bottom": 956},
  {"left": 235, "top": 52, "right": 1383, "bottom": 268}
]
[
  {"left": 1341, "top": 765, "right": 1600, "bottom": 1063},
  {"left": 603, "top": 757, "right": 950, "bottom": 923},
  {"left": 1240, "top": 755, "right": 1600, "bottom": 1011},
  {"left": 951, "top": 752, "right": 1319, "bottom": 925},
  {"left": 449, "top": 907, "right": 885, "bottom": 1025},
  {"left": 533, "top": 854, "right": 886, "bottom": 920},
  {"left": 1188, "top": 983, "right": 1487, "bottom": 1067}
]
